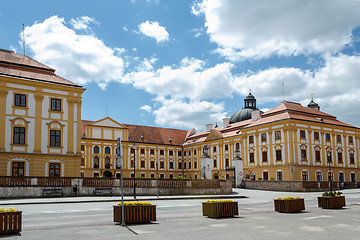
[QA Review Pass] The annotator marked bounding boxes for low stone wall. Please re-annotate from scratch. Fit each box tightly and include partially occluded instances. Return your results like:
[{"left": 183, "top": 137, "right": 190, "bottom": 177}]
[
  {"left": 244, "top": 180, "right": 357, "bottom": 192},
  {"left": 0, "top": 177, "right": 232, "bottom": 198}
]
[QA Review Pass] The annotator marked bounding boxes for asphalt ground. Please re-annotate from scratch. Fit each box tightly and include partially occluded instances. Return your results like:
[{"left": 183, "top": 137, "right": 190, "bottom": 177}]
[{"left": 1, "top": 188, "right": 360, "bottom": 240}]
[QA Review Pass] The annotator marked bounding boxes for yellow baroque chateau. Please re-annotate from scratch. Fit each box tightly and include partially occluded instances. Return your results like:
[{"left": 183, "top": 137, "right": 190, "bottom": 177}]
[
  {"left": 1, "top": 49, "right": 359, "bottom": 186},
  {"left": 0, "top": 49, "right": 84, "bottom": 177}
]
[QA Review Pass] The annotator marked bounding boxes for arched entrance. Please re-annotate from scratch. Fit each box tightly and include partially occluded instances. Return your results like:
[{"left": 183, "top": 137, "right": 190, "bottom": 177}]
[{"left": 103, "top": 170, "right": 113, "bottom": 178}]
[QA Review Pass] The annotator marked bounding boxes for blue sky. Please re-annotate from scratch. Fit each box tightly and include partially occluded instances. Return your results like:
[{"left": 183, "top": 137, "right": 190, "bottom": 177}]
[{"left": 1, "top": 0, "right": 360, "bottom": 130}]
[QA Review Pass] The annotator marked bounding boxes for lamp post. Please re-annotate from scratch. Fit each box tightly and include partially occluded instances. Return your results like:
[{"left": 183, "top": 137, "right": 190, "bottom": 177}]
[
  {"left": 327, "top": 151, "right": 332, "bottom": 191},
  {"left": 132, "top": 143, "right": 136, "bottom": 199}
]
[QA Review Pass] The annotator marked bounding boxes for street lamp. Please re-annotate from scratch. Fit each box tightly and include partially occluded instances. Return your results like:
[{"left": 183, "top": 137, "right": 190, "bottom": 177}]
[
  {"left": 132, "top": 143, "right": 136, "bottom": 199},
  {"left": 327, "top": 151, "right": 332, "bottom": 191}
]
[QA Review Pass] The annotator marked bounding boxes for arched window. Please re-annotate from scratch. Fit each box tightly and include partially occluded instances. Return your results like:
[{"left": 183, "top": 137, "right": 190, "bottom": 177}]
[
  {"left": 105, "top": 156, "right": 111, "bottom": 169},
  {"left": 94, "top": 156, "right": 99, "bottom": 168},
  {"left": 94, "top": 146, "right": 100, "bottom": 154},
  {"left": 105, "top": 146, "right": 111, "bottom": 154}
]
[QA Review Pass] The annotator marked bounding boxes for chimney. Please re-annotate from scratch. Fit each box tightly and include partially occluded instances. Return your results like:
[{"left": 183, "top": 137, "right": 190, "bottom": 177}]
[
  {"left": 223, "top": 118, "right": 230, "bottom": 128},
  {"left": 251, "top": 110, "right": 260, "bottom": 121},
  {"left": 206, "top": 123, "right": 213, "bottom": 132}
]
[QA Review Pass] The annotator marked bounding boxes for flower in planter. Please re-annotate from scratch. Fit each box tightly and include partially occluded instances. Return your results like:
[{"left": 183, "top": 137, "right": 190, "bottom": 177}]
[
  {"left": 322, "top": 191, "right": 342, "bottom": 197},
  {"left": 205, "top": 200, "right": 233, "bottom": 203},
  {"left": 277, "top": 197, "right": 301, "bottom": 200},
  {"left": 0, "top": 208, "right": 18, "bottom": 212},
  {"left": 117, "top": 201, "right": 152, "bottom": 206}
]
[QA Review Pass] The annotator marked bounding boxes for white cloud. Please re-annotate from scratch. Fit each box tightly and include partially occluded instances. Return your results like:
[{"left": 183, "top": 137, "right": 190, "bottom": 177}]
[
  {"left": 153, "top": 97, "right": 226, "bottom": 129},
  {"left": 23, "top": 16, "right": 124, "bottom": 89},
  {"left": 140, "top": 105, "right": 152, "bottom": 113},
  {"left": 70, "top": 16, "right": 96, "bottom": 30},
  {"left": 195, "top": 0, "right": 360, "bottom": 60},
  {"left": 138, "top": 21, "right": 169, "bottom": 43},
  {"left": 233, "top": 54, "right": 360, "bottom": 127}
]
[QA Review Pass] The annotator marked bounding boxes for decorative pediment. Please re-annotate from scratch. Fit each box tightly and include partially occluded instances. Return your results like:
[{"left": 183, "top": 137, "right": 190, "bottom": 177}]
[
  {"left": 89, "top": 117, "right": 127, "bottom": 129},
  {"left": 204, "top": 130, "right": 223, "bottom": 142}
]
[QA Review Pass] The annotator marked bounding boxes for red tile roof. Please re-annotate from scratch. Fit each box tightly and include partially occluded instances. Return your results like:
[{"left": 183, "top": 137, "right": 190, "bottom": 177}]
[
  {"left": 81, "top": 120, "right": 187, "bottom": 146},
  {"left": 0, "top": 49, "right": 82, "bottom": 88}
]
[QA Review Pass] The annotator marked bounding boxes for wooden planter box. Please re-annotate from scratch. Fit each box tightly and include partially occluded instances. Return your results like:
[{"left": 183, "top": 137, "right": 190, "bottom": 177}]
[
  {"left": 0, "top": 211, "right": 22, "bottom": 235},
  {"left": 113, "top": 205, "right": 156, "bottom": 224},
  {"left": 274, "top": 199, "right": 305, "bottom": 213},
  {"left": 202, "top": 202, "right": 239, "bottom": 218},
  {"left": 318, "top": 196, "right": 346, "bottom": 209}
]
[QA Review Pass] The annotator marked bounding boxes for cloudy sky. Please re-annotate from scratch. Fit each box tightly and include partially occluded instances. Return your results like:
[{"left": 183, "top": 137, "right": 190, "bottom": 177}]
[{"left": 1, "top": 0, "right": 360, "bottom": 130}]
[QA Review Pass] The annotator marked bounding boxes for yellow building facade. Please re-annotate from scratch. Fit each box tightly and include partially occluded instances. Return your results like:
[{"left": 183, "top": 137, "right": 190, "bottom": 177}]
[{"left": 0, "top": 49, "right": 84, "bottom": 177}]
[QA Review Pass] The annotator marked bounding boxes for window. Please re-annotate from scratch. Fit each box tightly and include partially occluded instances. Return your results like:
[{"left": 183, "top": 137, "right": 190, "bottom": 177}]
[
  {"left": 150, "top": 161, "right": 155, "bottom": 168},
  {"left": 140, "top": 149, "right": 145, "bottom": 154},
  {"left": 169, "top": 174, "right": 173, "bottom": 179},
  {"left": 300, "top": 130, "right": 306, "bottom": 139},
  {"left": 235, "top": 143, "right": 240, "bottom": 150},
  {"left": 12, "top": 162, "right": 24, "bottom": 176},
  {"left": 194, "top": 161, "right": 197, "bottom": 169},
  {"left": 169, "top": 150, "right": 173, "bottom": 156},
  {"left": 314, "top": 132, "right": 319, "bottom": 140},
  {"left": 302, "top": 171, "right": 308, "bottom": 181},
  {"left": 184, "top": 162, "right": 187, "bottom": 169},
  {"left": 49, "top": 163, "right": 60, "bottom": 177},
  {"left": 316, "top": 172, "right": 322, "bottom": 182},
  {"left": 50, "top": 98, "right": 61, "bottom": 111},
  {"left": 150, "top": 149, "right": 155, "bottom": 155},
  {"left": 277, "top": 171, "right": 283, "bottom": 181},
  {"left": 93, "top": 156, "right": 99, "bottom": 168},
  {"left": 213, "top": 146, "right": 217, "bottom": 153},
  {"left": 94, "top": 173, "right": 99, "bottom": 178},
  {"left": 325, "top": 133, "right": 331, "bottom": 141},
  {"left": 178, "top": 151, "right": 182, "bottom": 156},
  {"left": 188, "top": 151, "right": 191, "bottom": 156},
  {"left": 339, "top": 172, "right": 344, "bottom": 182},
  {"left": 81, "top": 158, "right": 85, "bottom": 166},
  {"left": 213, "top": 159, "right": 217, "bottom": 168},
  {"left": 349, "top": 136, "right": 354, "bottom": 144},
  {"left": 81, "top": 172, "right": 85, "bottom": 178},
  {"left": 13, "top": 127, "right": 25, "bottom": 145},
  {"left": 160, "top": 174, "right": 164, "bottom": 179},
  {"left": 178, "top": 162, "right": 182, "bottom": 169},
  {"left": 351, "top": 173, "right": 356, "bottom": 183},
  {"left": 249, "top": 135, "right": 254, "bottom": 143},
  {"left": 338, "top": 152, "right": 343, "bottom": 163},
  {"left": 225, "top": 145, "right": 229, "bottom": 151},
  {"left": 130, "top": 160, "right": 134, "bottom": 168},
  {"left": 315, "top": 151, "right": 321, "bottom": 162},
  {"left": 336, "top": 135, "right": 341, "bottom": 143},
  {"left": 262, "top": 151, "right": 268, "bottom": 162},
  {"left": 249, "top": 152, "right": 255, "bottom": 163},
  {"left": 301, "top": 150, "right": 307, "bottom": 161},
  {"left": 94, "top": 146, "right": 99, "bottom": 153},
  {"left": 328, "top": 172, "right": 333, "bottom": 182},
  {"left": 184, "top": 151, "right": 186, "bottom": 156},
  {"left": 188, "top": 162, "right": 191, "bottom": 169},
  {"left": 275, "top": 131, "right": 281, "bottom": 140},
  {"left": 105, "top": 147, "right": 111, "bottom": 154},
  {"left": 194, "top": 150, "right": 197, "bottom": 155},
  {"left": 263, "top": 172, "right": 269, "bottom": 180},
  {"left": 169, "top": 162, "right": 174, "bottom": 169},
  {"left": 81, "top": 145, "right": 85, "bottom": 151},
  {"left": 141, "top": 160, "right": 145, "bottom": 168},
  {"left": 150, "top": 174, "right": 155, "bottom": 179},
  {"left": 327, "top": 151, "right": 332, "bottom": 163},
  {"left": 350, "top": 153, "right": 355, "bottom": 164},
  {"left": 225, "top": 159, "right": 229, "bottom": 168},
  {"left": 130, "top": 148, "right": 135, "bottom": 154},
  {"left": 160, "top": 161, "right": 164, "bottom": 169},
  {"left": 276, "top": 150, "right": 282, "bottom": 161},
  {"left": 159, "top": 150, "right": 164, "bottom": 155},
  {"left": 261, "top": 133, "right": 267, "bottom": 142},
  {"left": 50, "top": 130, "right": 61, "bottom": 147},
  {"left": 14, "top": 93, "right": 26, "bottom": 107}
]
